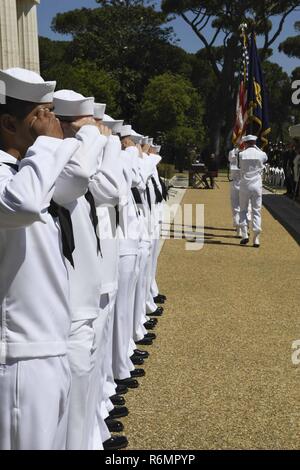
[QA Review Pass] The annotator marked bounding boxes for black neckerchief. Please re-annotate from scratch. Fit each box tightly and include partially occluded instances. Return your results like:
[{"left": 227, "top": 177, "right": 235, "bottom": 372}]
[
  {"left": 131, "top": 187, "right": 142, "bottom": 205},
  {"left": 84, "top": 190, "right": 102, "bottom": 256},
  {"left": 48, "top": 201, "right": 75, "bottom": 267},
  {"left": 151, "top": 177, "right": 163, "bottom": 204},
  {"left": 146, "top": 184, "right": 152, "bottom": 212}
]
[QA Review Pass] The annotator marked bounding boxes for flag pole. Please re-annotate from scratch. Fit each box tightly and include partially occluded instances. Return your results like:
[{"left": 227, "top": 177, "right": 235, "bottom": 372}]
[{"left": 232, "top": 23, "right": 248, "bottom": 147}]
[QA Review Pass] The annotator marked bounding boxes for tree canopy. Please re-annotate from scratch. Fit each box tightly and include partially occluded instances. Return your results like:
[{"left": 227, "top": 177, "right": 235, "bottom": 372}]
[
  {"left": 38, "top": 0, "right": 299, "bottom": 168},
  {"left": 279, "top": 21, "right": 300, "bottom": 58},
  {"left": 138, "top": 73, "right": 206, "bottom": 168},
  {"left": 161, "top": 0, "right": 299, "bottom": 154}
]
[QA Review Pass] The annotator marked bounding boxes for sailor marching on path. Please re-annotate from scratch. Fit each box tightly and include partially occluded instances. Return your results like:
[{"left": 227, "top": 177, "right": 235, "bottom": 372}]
[
  {"left": 0, "top": 66, "right": 168, "bottom": 450},
  {"left": 229, "top": 135, "right": 268, "bottom": 248},
  {"left": 238, "top": 135, "right": 268, "bottom": 248}
]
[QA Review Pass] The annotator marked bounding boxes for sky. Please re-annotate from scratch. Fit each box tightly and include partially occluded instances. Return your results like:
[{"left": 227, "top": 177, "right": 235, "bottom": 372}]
[{"left": 37, "top": 0, "right": 299, "bottom": 75}]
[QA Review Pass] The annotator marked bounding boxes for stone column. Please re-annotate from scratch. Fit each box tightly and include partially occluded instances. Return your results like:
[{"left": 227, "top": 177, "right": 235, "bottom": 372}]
[
  {"left": 0, "top": 0, "right": 20, "bottom": 69},
  {"left": 16, "top": 0, "right": 40, "bottom": 73}
]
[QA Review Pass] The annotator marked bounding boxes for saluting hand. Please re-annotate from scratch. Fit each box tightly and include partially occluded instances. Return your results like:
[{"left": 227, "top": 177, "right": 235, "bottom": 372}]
[
  {"left": 136, "top": 144, "right": 143, "bottom": 157},
  {"left": 122, "top": 137, "right": 136, "bottom": 149},
  {"left": 30, "top": 108, "right": 63, "bottom": 140},
  {"left": 70, "top": 117, "right": 97, "bottom": 134},
  {"left": 142, "top": 144, "right": 150, "bottom": 154},
  {"left": 97, "top": 123, "right": 112, "bottom": 137}
]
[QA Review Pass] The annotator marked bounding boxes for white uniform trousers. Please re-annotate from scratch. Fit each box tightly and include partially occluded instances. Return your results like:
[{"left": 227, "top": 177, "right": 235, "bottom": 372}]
[
  {"left": 230, "top": 178, "right": 241, "bottom": 228},
  {"left": 92, "top": 400, "right": 111, "bottom": 450},
  {"left": 91, "top": 291, "right": 117, "bottom": 450},
  {"left": 146, "top": 236, "right": 159, "bottom": 314},
  {"left": 112, "top": 255, "right": 139, "bottom": 380},
  {"left": 128, "top": 337, "right": 137, "bottom": 359},
  {"left": 91, "top": 400, "right": 112, "bottom": 451},
  {"left": 133, "top": 241, "right": 151, "bottom": 341},
  {"left": 0, "top": 356, "right": 71, "bottom": 450},
  {"left": 85, "top": 294, "right": 110, "bottom": 450},
  {"left": 231, "top": 179, "right": 252, "bottom": 229},
  {"left": 239, "top": 179, "right": 263, "bottom": 234},
  {"left": 66, "top": 319, "right": 98, "bottom": 450},
  {"left": 102, "top": 290, "right": 118, "bottom": 401},
  {"left": 150, "top": 229, "right": 161, "bottom": 299}
]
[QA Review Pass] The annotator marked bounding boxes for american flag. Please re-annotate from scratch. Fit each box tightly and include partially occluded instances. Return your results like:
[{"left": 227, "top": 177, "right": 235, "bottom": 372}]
[{"left": 232, "top": 31, "right": 249, "bottom": 145}]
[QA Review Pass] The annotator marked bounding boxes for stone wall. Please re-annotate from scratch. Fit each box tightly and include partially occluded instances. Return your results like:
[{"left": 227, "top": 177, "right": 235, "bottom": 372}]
[{"left": 0, "top": 0, "right": 40, "bottom": 72}]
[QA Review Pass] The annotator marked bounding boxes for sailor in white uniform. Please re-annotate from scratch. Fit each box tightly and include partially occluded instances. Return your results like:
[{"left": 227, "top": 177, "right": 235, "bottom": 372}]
[
  {"left": 111, "top": 125, "right": 145, "bottom": 387},
  {"left": 88, "top": 111, "right": 129, "bottom": 451},
  {"left": 145, "top": 143, "right": 164, "bottom": 317},
  {"left": 0, "top": 68, "right": 82, "bottom": 450},
  {"left": 238, "top": 135, "right": 268, "bottom": 247},
  {"left": 52, "top": 90, "right": 111, "bottom": 450}
]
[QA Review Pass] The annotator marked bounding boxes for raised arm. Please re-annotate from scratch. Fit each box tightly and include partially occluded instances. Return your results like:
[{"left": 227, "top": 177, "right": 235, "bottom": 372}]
[
  {"left": 89, "top": 135, "right": 127, "bottom": 207},
  {"left": 53, "top": 125, "right": 107, "bottom": 205},
  {"left": 0, "top": 136, "right": 80, "bottom": 229}
]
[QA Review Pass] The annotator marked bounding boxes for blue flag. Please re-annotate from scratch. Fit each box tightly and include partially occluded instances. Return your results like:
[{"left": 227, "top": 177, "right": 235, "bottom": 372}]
[{"left": 247, "top": 33, "right": 271, "bottom": 149}]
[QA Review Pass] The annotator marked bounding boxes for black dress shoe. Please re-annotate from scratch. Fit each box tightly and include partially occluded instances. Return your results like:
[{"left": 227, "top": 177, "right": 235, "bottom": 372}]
[
  {"left": 110, "top": 394, "right": 125, "bottom": 406},
  {"left": 115, "top": 377, "right": 139, "bottom": 389},
  {"left": 153, "top": 295, "right": 165, "bottom": 304},
  {"left": 158, "top": 293, "right": 167, "bottom": 301},
  {"left": 105, "top": 418, "right": 124, "bottom": 433},
  {"left": 146, "top": 308, "right": 163, "bottom": 317},
  {"left": 109, "top": 406, "right": 129, "bottom": 419},
  {"left": 145, "top": 332, "right": 156, "bottom": 340},
  {"left": 145, "top": 318, "right": 158, "bottom": 326},
  {"left": 240, "top": 238, "right": 249, "bottom": 245},
  {"left": 131, "top": 354, "right": 144, "bottom": 365},
  {"left": 135, "top": 337, "right": 153, "bottom": 345},
  {"left": 115, "top": 384, "right": 128, "bottom": 395},
  {"left": 134, "top": 349, "right": 149, "bottom": 358},
  {"left": 103, "top": 435, "right": 128, "bottom": 450},
  {"left": 130, "top": 368, "right": 145, "bottom": 378},
  {"left": 144, "top": 321, "right": 155, "bottom": 330}
]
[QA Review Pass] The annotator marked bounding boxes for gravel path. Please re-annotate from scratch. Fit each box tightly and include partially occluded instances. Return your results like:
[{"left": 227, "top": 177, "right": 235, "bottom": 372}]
[{"left": 123, "top": 181, "right": 300, "bottom": 450}]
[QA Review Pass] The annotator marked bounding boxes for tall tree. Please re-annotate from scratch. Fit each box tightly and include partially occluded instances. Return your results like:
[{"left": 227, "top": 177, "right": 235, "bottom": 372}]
[
  {"left": 279, "top": 21, "right": 300, "bottom": 58},
  {"left": 51, "top": 1, "right": 184, "bottom": 121},
  {"left": 262, "top": 61, "right": 291, "bottom": 139},
  {"left": 161, "top": 0, "right": 299, "bottom": 154},
  {"left": 138, "top": 72, "right": 206, "bottom": 169}
]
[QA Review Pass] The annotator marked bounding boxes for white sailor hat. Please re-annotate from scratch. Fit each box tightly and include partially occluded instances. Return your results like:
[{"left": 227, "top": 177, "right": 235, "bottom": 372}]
[
  {"left": 93, "top": 103, "right": 106, "bottom": 120},
  {"left": 53, "top": 89, "right": 94, "bottom": 117},
  {"left": 153, "top": 145, "right": 161, "bottom": 153},
  {"left": 102, "top": 113, "right": 124, "bottom": 134},
  {"left": 120, "top": 124, "right": 132, "bottom": 138},
  {"left": 148, "top": 138, "right": 154, "bottom": 145},
  {"left": 131, "top": 129, "right": 143, "bottom": 144},
  {"left": 141, "top": 136, "right": 149, "bottom": 145},
  {"left": 0, "top": 67, "right": 56, "bottom": 103},
  {"left": 120, "top": 125, "right": 143, "bottom": 143},
  {"left": 242, "top": 134, "right": 258, "bottom": 143}
]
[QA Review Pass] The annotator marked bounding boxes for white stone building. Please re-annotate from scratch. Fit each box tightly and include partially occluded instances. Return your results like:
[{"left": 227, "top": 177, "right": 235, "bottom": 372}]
[{"left": 0, "top": 0, "right": 40, "bottom": 72}]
